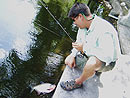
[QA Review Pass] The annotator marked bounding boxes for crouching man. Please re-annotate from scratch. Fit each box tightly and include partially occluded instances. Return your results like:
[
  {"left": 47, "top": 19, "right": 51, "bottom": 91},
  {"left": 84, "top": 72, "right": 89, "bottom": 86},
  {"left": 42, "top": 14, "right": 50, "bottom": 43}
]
[{"left": 60, "top": 2, "right": 121, "bottom": 91}]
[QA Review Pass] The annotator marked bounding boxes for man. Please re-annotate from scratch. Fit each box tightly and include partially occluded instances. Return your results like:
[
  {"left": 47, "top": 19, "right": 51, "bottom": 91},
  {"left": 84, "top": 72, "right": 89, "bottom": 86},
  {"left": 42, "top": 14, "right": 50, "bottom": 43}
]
[{"left": 60, "top": 2, "right": 121, "bottom": 91}]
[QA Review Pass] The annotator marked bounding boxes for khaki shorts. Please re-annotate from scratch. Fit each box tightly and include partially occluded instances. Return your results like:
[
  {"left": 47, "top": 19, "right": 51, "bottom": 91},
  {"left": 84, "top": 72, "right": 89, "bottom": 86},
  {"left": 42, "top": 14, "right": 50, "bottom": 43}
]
[
  {"left": 75, "top": 54, "right": 116, "bottom": 72},
  {"left": 97, "top": 61, "right": 116, "bottom": 72}
]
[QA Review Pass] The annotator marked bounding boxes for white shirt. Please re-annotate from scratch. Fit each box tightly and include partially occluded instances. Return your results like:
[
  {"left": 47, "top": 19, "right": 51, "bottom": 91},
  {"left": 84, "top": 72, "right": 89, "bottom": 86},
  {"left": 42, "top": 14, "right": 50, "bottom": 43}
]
[{"left": 71, "top": 15, "right": 121, "bottom": 65}]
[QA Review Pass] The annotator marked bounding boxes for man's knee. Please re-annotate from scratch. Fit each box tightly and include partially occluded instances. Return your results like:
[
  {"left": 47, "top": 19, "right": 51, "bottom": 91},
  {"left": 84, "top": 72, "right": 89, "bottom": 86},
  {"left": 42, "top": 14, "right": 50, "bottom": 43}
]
[
  {"left": 64, "top": 58, "right": 68, "bottom": 65},
  {"left": 64, "top": 55, "right": 70, "bottom": 64},
  {"left": 87, "top": 56, "right": 97, "bottom": 65},
  {"left": 86, "top": 56, "right": 102, "bottom": 70}
]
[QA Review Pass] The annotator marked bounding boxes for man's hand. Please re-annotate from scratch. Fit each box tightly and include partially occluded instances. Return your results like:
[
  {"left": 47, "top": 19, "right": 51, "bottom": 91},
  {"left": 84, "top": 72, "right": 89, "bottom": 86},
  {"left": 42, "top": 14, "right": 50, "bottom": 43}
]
[
  {"left": 65, "top": 54, "right": 75, "bottom": 68},
  {"left": 72, "top": 42, "right": 83, "bottom": 52}
]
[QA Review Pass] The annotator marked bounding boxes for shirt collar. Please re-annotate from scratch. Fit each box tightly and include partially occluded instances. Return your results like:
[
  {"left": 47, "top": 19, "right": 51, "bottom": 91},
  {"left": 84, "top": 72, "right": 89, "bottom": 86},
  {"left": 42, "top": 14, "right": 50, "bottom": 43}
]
[
  {"left": 79, "top": 14, "right": 98, "bottom": 35},
  {"left": 82, "top": 14, "right": 97, "bottom": 35},
  {"left": 87, "top": 14, "right": 97, "bottom": 32}
]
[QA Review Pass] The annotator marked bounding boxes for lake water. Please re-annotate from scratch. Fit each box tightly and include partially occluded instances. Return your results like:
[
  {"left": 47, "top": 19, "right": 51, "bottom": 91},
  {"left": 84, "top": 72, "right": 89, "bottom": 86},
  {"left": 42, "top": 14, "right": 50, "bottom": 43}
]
[{"left": 0, "top": 0, "right": 75, "bottom": 97}]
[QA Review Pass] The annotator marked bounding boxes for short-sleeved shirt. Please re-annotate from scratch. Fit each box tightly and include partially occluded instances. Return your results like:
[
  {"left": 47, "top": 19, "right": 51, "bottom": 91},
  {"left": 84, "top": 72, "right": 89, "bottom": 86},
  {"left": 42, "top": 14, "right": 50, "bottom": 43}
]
[{"left": 71, "top": 15, "right": 121, "bottom": 65}]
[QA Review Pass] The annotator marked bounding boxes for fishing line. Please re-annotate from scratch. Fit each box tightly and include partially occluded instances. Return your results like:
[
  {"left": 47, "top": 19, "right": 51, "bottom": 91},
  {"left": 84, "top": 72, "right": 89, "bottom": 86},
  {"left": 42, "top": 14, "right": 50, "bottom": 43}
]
[
  {"left": 38, "top": 0, "right": 75, "bottom": 42},
  {"left": 33, "top": 20, "right": 61, "bottom": 37}
]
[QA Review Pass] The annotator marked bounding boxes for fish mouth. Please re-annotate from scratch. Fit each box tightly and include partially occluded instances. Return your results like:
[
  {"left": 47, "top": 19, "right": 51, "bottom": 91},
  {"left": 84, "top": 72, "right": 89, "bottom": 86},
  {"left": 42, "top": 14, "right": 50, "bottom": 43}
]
[{"left": 47, "top": 84, "right": 56, "bottom": 91}]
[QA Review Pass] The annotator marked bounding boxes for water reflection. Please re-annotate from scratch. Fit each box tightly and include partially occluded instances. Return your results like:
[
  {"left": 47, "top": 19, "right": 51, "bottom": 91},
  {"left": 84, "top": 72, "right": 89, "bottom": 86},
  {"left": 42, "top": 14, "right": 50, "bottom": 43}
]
[
  {"left": 0, "top": 0, "right": 36, "bottom": 61},
  {"left": 0, "top": 0, "right": 73, "bottom": 97}
]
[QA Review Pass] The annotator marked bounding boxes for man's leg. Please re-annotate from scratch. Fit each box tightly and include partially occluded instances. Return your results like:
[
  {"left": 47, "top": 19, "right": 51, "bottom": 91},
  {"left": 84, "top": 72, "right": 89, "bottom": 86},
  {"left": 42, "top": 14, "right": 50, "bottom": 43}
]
[{"left": 75, "top": 56, "right": 103, "bottom": 84}]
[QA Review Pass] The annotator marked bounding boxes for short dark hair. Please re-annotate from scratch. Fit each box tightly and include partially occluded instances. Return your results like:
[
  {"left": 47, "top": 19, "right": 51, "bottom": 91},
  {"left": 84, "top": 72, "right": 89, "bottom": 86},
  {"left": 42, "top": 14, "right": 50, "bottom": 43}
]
[{"left": 68, "top": 2, "right": 91, "bottom": 18}]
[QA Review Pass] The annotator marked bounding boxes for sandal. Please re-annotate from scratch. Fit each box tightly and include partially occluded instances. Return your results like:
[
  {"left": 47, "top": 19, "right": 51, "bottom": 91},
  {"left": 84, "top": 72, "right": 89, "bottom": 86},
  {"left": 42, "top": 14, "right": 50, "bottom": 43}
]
[{"left": 60, "top": 80, "right": 83, "bottom": 91}]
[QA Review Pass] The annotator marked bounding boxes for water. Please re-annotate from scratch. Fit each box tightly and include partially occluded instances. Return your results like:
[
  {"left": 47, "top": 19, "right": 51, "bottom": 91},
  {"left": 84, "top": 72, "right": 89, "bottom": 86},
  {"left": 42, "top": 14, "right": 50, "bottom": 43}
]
[
  {"left": 0, "top": 0, "right": 117, "bottom": 98},
  {"left": 0, "top": 0, "right": 74, "bottom": 97}
]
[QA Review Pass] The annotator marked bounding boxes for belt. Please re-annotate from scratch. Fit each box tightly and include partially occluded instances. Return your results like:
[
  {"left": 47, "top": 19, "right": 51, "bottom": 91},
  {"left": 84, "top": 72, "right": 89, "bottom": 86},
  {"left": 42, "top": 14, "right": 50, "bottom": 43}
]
[
  {"left": 109, "top": 61, "right": 116, "bottom": 66},
  {"left": 82, "top": 53, "right": 89, "bottom": 59}
]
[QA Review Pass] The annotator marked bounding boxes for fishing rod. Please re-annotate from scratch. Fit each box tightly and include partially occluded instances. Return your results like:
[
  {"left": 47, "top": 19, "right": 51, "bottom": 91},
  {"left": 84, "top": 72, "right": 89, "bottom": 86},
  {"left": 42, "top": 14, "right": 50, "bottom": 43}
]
[{"left": 38, "top": 0, "right": 75, "bottom": 42}]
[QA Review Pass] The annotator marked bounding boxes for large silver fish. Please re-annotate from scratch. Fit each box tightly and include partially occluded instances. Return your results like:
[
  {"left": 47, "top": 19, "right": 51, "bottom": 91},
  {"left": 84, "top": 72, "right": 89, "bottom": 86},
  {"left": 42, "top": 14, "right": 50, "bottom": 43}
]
[{"left": 32, "top": 83, "right": 56, "bottom": 95}]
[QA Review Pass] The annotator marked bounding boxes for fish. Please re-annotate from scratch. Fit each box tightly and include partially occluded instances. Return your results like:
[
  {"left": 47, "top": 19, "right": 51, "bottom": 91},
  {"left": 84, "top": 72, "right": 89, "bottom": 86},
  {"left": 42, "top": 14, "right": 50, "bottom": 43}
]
[
  {"left": 31, "top": 83, "right": 56, "bottom": 95},
  {"left": 20, "top": 83, "right": 56, "bottom": 98}
]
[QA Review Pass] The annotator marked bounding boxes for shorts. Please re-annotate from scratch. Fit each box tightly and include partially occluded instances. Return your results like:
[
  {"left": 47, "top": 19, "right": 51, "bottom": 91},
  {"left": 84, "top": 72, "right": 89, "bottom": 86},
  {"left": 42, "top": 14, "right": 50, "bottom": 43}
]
[
  {"left": 97, "top": 61, "right": 116, "bottom": 72},
  {"left": 75, "top": 53, "right": 116, "bottom": 72}
]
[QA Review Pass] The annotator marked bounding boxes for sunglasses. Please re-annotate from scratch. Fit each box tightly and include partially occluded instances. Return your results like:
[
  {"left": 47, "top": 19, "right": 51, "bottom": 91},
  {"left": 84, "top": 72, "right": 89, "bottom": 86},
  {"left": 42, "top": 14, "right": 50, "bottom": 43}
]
[{"left": 72, "top": 15, "right": 80, "bottom": 22}]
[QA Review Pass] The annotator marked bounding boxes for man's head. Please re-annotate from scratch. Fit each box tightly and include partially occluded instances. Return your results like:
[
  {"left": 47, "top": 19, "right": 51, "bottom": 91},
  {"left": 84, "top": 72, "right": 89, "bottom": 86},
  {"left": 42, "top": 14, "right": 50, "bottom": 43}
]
[
  {"left": 68, "top": 3, "right": 93, "bottom": 29},
  {"left": 68, "top": 2, "right": 91, "bottom": 19}
]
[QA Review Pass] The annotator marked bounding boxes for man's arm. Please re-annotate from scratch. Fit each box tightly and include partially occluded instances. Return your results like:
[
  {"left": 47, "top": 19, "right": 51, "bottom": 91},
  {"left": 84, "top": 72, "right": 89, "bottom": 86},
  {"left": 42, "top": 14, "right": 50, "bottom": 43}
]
[{"left": 65, "top": 29, "right": 83, "bottom": 68}]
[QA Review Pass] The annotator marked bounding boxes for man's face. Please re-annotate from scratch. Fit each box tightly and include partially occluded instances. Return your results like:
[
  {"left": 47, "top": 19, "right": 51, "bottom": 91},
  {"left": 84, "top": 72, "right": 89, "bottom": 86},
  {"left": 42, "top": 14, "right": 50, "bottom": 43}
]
[{"left": 72, "top": 14, "right": 87, "bottom": 29}]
